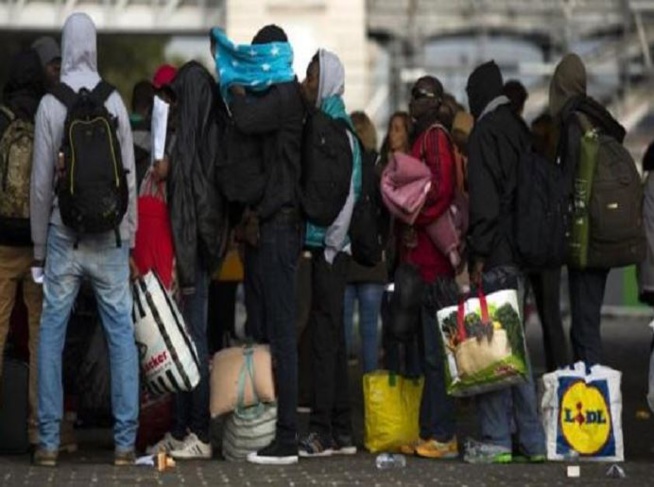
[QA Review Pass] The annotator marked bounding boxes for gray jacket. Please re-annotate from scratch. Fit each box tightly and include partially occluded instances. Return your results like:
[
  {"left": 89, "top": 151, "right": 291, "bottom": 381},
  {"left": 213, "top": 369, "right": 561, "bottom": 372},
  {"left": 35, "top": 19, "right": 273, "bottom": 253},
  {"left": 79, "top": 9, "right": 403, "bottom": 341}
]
[{"left": 30, "top": 13, "right": 137, "bottom": 261}]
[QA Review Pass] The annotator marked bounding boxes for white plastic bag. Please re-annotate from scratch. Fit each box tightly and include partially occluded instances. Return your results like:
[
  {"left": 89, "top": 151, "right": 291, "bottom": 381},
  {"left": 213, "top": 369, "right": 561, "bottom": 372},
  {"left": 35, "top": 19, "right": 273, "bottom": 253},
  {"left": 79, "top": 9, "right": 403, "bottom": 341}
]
[
  {"left": 133, "top": 271, "right": 200, "bottom": 394},
  {"left": 541, "top": 362, "right": 623, "bottom": 462}
]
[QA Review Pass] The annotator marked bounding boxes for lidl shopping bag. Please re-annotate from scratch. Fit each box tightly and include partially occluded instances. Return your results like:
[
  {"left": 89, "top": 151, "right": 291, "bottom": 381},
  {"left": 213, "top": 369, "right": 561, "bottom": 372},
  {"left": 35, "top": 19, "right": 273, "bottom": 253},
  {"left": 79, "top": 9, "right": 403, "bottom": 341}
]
[
  {"left": 363, "top": 371, "right": 423, "bottom": 453},
  {"left": 133, "top": 271, "right": 201, "bottom": 395},
  {"left": 541, "top": 363, "right": 623, "bottom": 462},
  {"left": 431, "top": 268, "right": 528, "bottom": 397}
]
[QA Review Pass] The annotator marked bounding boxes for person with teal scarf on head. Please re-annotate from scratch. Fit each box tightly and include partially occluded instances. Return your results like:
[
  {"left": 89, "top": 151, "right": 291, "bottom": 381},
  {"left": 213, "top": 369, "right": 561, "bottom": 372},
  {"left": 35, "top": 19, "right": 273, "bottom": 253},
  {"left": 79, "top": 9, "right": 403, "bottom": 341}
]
[
  {"left": 299, "top": 49, "right": 362, "bottom": 458},
  {"left": 212, "top": 25, "right": 306, "bottom": 467}
]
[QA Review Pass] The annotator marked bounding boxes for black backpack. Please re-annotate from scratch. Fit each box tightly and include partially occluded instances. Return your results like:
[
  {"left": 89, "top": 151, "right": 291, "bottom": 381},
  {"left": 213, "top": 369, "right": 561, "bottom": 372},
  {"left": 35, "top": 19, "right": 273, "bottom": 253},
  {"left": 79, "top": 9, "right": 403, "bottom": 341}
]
[
  {"left": 586, "top": 131, "right": 646, "bottom": 268},
  {"left": 515, "top": 147, "right": 573, "bottom": 269},
  {"left": 300, "top": 109, "right": 353, "bottom": 227},
  {"left": 52, "top": 81, "right": 128, "bottom": 240},
  {"left": 349, "top": 146, "right": 384, "bottom": 267}
]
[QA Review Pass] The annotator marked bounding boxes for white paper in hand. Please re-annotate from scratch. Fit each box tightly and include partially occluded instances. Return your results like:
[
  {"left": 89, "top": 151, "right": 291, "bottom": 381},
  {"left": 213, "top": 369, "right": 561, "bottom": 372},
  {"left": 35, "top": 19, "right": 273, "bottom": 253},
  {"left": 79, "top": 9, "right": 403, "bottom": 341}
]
[{"left": 151, "top": 96, "right": 169, "bottom": 162}]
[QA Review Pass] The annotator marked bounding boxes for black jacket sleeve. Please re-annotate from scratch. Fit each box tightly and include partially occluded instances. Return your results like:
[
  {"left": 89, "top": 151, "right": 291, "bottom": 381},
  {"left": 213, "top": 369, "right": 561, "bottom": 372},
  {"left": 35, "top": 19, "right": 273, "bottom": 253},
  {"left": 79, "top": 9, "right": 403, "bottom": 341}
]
[
  {"left": 229, "top": 87, "right": 282, "bottom": 135},
  {"left": 468, "top": 126, "right": 502, "bottom": 263}
]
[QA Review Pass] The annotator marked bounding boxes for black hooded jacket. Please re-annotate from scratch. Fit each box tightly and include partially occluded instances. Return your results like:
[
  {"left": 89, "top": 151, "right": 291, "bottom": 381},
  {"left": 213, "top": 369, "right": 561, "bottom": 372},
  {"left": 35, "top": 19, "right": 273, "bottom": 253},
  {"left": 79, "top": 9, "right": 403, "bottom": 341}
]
[
  {"left": 0, "top": 49, "right": 44, "bottom": 246},
  {"left": 466, "top": 61, "right": 530, "bottom": 269},
  {"left": 167, "top": 61, "right": 229, "bottom": 292},
  {"left": 229, "top": 80, "right": 305, "bottom": 221}
]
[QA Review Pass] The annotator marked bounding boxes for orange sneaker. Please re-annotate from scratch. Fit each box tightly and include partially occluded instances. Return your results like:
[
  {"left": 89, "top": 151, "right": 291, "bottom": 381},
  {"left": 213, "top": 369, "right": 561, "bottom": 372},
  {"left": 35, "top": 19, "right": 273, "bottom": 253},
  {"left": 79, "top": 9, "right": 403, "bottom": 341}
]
[
  {"left": 399, "top": 439, "right": 427, "bottom": 456},
  {"left": 415, "top": 437, "right": 458, "bottom": 459}
]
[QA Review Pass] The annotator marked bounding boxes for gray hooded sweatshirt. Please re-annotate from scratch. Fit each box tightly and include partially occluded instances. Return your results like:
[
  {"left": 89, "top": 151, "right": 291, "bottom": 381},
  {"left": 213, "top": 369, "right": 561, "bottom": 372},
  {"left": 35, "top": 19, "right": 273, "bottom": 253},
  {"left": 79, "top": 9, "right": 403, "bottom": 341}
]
[
  {"left": 315, "top": 48, "right": 357, "bottom": 265},
  {"left": 30, "top": 13, "right": 137, "bottom": 261}
]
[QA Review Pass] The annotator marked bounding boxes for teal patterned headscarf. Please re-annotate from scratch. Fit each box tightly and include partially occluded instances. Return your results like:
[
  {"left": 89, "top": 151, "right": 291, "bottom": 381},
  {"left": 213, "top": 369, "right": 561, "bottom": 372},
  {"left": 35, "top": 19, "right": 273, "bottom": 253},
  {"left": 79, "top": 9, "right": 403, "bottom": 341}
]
[{"left": 211, "top": 28, "right": 295, "bottom": 102}]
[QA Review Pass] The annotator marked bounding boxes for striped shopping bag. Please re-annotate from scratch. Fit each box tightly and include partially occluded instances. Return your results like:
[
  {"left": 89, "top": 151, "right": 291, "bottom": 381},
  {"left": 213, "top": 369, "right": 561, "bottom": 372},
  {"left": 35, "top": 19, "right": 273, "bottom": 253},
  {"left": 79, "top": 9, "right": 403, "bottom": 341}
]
[{"left": 133, "top": 271, "right": 201, "bottom": 395}]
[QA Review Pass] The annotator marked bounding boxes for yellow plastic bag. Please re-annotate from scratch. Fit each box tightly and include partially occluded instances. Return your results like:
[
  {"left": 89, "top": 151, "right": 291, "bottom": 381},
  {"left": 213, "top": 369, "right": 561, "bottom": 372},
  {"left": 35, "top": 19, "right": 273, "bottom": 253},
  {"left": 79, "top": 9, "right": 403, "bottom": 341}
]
[{"left": 363, "top": 370, "right": 423, "bottom": 453}]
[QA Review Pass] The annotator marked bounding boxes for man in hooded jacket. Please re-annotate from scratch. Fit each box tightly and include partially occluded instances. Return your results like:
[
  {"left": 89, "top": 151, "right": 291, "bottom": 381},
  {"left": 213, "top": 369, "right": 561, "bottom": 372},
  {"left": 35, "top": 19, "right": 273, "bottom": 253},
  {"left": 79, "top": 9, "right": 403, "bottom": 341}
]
[
  {"left": 0, "top": 48, "right": 45, "bottom": 448},
  {"left": 227, "top": 25, "right": 305, "bottom": 466},
  {"left": 297, "top": 49, "right": 362, "bottom": 459},
  {"left": 464, "top": 60, "right": 545, "bottom": 463},
  {"left": 30, "top": 13, "right": 138, "bottom": 467},
  {"left": 549, "top": 54, "right": 626, "bottom": 366},
  {"left": 147, "top": 61, "right": 229, "bottom": 460}
]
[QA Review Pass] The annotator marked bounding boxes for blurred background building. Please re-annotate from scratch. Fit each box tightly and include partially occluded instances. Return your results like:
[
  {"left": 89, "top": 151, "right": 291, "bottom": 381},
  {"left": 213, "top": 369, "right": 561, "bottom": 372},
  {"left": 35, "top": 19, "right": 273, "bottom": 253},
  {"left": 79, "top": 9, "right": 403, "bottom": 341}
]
[{"left": 1, "top": 0, "right": 654, "bottom": 310}]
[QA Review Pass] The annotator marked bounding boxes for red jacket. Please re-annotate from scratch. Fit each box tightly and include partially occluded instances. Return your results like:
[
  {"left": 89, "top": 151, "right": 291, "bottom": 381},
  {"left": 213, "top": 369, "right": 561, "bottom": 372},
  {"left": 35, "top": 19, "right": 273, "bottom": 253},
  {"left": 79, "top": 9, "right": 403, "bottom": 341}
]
[{"left": 399, "top": 125, "right": 456, "bottom": 283}]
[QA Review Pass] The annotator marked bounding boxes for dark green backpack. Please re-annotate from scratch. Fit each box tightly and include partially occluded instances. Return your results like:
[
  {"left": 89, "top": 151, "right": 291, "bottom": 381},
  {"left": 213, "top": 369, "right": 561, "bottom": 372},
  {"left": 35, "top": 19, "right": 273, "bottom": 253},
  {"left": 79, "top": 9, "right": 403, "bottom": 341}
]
[{"left": 570, "top": 127, "right": 646, "bottom": 269}]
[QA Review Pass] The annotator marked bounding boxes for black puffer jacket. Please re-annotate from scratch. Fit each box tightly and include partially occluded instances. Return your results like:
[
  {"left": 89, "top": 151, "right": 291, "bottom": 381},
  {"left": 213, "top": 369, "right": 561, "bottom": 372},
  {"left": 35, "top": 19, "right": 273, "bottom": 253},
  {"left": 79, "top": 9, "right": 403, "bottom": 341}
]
[
  {"left": 0, "top": 49, "right": 44, "bottom": 247},
  {"left": 168, "top": 61, "right": 229, "bottom": 292},
  {"left": 466, "top": 61, "right": 530, "bottom": 270}
]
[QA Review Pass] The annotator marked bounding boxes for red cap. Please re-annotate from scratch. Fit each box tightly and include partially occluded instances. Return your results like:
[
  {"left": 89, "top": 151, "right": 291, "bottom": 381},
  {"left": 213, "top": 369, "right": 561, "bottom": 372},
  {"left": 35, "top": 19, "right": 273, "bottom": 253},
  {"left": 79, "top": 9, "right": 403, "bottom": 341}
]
[{"left": 152, "top": 64, "right": 177, "bottom": 89}]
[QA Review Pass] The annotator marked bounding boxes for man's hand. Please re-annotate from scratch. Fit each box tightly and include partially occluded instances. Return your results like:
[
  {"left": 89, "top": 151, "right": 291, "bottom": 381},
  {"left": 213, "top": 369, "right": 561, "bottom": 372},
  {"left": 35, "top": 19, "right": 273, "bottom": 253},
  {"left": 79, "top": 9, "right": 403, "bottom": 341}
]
[
  {"left": 152, "top": 157, "right": 170, "bottom": 182},
  {"left": 469, "top": 260, "right": 484, "bottom": 286},
  {"left": 129, "top": 257, "right": 140, "bottom": 281},
  {"left": 31, "top": 260, "right": 45, "bottom": 285},
  {"left": 230, "top": 85, "right": 246, "bottom": 97}
]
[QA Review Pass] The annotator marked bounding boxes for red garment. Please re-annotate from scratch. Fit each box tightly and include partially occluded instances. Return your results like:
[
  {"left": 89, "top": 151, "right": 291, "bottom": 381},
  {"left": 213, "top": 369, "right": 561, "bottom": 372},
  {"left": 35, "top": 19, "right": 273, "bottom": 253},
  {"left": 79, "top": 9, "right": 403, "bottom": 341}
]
[
  {"left": 133, "top": 193, "right": 175, "bottom": 290},
  {"left": 399, "top": 125, "right": 456, "bottom": 283}
]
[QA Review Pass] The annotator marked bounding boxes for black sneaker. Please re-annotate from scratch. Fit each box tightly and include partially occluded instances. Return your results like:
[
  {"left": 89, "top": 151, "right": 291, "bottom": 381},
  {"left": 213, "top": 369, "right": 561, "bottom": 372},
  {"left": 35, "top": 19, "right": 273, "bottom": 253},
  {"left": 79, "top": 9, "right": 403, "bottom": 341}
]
[
  {"left": 299, "top": 432, "right": 333, "bottom": 458},
  {"left": 332, "top": 435, "right": 357, "bottom": 455},
  {"left": 247, "top": 440, "right": 299, "bottom": 466}
]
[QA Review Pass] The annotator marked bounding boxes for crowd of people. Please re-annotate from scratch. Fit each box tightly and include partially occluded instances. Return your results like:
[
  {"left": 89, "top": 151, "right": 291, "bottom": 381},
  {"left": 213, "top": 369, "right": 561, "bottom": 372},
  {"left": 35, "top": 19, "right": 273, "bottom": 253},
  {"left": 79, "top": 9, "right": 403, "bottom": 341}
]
[{"left": 0, "top": 11, "right": 649, "bottom": 470}]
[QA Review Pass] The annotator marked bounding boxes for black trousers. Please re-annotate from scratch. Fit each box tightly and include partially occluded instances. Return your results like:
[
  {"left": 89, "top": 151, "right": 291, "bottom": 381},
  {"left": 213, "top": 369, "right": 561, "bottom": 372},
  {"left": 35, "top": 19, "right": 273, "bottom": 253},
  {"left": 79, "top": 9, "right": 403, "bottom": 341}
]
[
  {"left": 308, "top": 251, "right": 352, "bottom": 440},
  {"left": 528, "top": 268, "right": 568, "bottom": 371},
  {"left": 568, "top": 268, "right": 609, "bottom": 365}
]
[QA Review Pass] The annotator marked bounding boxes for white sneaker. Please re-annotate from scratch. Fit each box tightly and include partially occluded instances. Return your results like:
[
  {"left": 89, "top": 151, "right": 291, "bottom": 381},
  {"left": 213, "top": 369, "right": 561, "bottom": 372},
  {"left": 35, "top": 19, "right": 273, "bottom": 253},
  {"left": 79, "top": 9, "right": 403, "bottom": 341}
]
[
  {"left": 169, "top": 432, "right": 213, "bottom": 460},
  {"left": 146, "top": 432, "right": 186, "bottom": 455}
]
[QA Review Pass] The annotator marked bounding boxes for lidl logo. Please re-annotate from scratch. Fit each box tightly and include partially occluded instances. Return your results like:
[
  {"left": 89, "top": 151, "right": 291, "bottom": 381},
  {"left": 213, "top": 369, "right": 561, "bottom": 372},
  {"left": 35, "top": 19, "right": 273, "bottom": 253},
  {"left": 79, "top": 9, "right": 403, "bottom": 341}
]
[{"left": 559, "top": 381, "right": 612, "bottom": 455}]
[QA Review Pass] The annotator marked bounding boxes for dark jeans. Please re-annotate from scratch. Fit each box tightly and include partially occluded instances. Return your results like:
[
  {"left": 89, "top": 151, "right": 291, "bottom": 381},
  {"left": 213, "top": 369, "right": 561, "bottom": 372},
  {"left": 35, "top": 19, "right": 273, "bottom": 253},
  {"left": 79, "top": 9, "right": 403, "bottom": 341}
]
[
  {"left": 172, "top": 268, "right": 210, "bottom": 443},
  {"left": 382, "top": 292, "right": 421, "bottom": 377},
  {"left": 308, "top": 251, "right": 352, "bottom": 440},
  {"left": 528, "top": 268, "right": 568, "bottom": 371},
  {"left": 568, "top": 268, "right": 609, "bottom": 365},
  {"left": 244, "top": 213, "right": 301, "bottom": 446},
  {"left": 418, "top": 305, "right": 456, "bottom": 442},
  {"left": 207, "top": 280, "right": 238, "bottom": 355}
]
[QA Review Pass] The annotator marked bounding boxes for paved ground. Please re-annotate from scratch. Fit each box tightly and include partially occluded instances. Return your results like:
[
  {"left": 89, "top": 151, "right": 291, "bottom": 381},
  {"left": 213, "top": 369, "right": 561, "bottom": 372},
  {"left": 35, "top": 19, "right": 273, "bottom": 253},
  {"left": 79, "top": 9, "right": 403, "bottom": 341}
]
[{"left": 2, "top": 314, "right": 654, "bottom": 486}]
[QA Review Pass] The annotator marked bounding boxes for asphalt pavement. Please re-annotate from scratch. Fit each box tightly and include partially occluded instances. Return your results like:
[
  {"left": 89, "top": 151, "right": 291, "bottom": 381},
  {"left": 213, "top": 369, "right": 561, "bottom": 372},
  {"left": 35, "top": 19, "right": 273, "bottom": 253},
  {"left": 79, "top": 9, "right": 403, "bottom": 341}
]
[{"left": 2, "top": 314, "right": 654, "bottom": 486}]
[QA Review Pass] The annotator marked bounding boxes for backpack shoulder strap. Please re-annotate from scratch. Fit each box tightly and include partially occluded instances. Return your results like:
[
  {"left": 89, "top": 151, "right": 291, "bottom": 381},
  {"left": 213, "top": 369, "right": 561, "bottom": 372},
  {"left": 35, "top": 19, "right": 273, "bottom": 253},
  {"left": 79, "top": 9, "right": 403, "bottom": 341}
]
[
  {"left": 0, "top": 106, "right": 15, "bottom": 123},
  {"left": 91, "top": 81, "right": 116, "bottom": 104},
  {"left": 50, "top": 83, "right": 78, "bottom": 111}
]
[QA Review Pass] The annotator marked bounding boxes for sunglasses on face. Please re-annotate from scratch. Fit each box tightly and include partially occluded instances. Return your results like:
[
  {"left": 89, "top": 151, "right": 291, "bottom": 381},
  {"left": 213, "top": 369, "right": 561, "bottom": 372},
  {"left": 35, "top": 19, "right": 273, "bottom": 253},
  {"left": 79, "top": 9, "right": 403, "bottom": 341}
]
[{"left": 411, "top": 87, "right": 438, "bottom": 101}]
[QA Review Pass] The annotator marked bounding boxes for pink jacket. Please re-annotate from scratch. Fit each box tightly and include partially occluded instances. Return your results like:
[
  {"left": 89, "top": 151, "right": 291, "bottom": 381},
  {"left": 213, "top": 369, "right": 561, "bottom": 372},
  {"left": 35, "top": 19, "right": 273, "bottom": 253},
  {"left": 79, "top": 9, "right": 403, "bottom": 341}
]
[
  {"left": 381, "top": 150, "right": 469, "bottom": 269},
  {"left": 380, "top": 152, "right": 432, "bottom": 225}
]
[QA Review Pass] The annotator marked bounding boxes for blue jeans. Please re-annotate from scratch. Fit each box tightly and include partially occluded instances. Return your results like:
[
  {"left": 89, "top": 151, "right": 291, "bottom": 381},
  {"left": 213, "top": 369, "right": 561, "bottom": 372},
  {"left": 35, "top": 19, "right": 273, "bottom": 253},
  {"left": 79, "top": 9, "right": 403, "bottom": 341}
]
[
  {"left": 244, "top": 212, "right": 301, "bottom": 446},
  {"left": 38, "top": 225, "right": 138, "bottom": 452},
  {"left": 475, "top": 274, "right": 546, "bottom": 455},
  {"left": 419, "top": 306, "right": 456, "bottom": 442},
  {"left": 172, "top": 268, "right": 210, "bottom": 443},
  {"left": 343, "top": 283, "right": 383, "bottom": 374}
]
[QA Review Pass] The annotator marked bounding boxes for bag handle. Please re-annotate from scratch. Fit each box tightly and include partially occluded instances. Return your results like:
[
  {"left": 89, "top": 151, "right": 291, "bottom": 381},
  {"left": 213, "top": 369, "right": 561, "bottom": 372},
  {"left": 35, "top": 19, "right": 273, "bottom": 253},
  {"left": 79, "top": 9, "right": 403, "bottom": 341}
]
[
  {"left": 235, "top": 345, "right": 264, "bottom": 418},
  {"left": 456, "top": 287, "right": 491, "bottom": 341}
]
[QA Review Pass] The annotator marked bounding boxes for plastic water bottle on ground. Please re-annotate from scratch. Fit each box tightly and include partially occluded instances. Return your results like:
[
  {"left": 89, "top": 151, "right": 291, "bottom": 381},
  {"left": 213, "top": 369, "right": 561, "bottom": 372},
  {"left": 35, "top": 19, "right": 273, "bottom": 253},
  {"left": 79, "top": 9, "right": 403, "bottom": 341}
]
[{"left": 375, "top": 453, "right": 406, "bottom": 469}]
